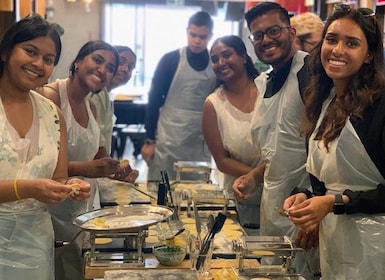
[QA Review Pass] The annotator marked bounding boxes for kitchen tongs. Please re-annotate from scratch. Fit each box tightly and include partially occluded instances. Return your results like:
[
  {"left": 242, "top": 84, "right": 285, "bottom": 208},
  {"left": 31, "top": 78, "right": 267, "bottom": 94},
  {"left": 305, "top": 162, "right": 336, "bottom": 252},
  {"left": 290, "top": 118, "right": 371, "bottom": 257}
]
[
  {"left": 195, "top": 212, "right": 226, "bottom": 270},
  {"left": 160, "top": 170, "right": 174, "bottom": 207},
  {"left": 160, "top": 170, "right": 183, "bottom": 233}
]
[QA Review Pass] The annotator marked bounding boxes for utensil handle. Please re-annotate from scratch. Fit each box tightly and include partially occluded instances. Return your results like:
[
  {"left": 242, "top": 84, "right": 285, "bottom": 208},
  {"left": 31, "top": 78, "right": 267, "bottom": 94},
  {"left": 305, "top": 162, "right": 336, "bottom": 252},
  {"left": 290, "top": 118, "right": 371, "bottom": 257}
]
[
  {"left": 195, "top": 235, "right": 213, "bottom": 271},
  {"left": 157, "top": 182, "right": 167, "bottom": 205},
  {"left": 160, "top": 170, "right": 174, "bottom": 206}
]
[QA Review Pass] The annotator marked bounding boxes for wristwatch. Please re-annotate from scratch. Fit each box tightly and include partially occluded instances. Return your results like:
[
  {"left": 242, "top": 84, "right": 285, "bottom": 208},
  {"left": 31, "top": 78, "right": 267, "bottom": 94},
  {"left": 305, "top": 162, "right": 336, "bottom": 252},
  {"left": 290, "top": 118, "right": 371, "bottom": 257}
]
[
  {"left": 333, "top": 194, "right": 345, "bottom": 215},
  {"left": 144, "top": 138, "right": 156, "bottom": 145}
]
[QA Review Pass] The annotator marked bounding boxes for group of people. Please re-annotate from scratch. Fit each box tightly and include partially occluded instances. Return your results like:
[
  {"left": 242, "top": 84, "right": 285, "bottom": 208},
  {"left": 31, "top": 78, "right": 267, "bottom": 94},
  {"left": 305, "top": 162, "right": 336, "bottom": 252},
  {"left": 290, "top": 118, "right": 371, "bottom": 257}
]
[
  {"left": 0, "top": 13, "right": 138, "bottom": 280},
  {"left": 141, "top": 3, "right": 385, "bottom": 280},
  {"left": 0, "top": 1, "right": 384, "bottom": 279}
]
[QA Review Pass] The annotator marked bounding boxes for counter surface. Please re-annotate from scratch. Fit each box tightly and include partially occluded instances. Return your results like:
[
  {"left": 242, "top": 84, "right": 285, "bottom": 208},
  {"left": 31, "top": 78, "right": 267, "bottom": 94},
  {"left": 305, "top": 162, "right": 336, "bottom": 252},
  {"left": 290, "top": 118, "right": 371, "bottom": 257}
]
[{"left": 84, "top": 255, "right": 260, "bottom": 279}]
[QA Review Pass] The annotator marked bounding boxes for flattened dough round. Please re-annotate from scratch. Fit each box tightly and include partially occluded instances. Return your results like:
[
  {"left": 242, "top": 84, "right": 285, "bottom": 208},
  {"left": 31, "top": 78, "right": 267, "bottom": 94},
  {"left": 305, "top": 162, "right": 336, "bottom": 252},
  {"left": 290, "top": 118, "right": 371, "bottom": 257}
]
[
  {"left": 250, "top": 250, "right": 275, "bottom": 256},
  {"left": 95, "top": 238, "right": 113, "bottom": 245}
]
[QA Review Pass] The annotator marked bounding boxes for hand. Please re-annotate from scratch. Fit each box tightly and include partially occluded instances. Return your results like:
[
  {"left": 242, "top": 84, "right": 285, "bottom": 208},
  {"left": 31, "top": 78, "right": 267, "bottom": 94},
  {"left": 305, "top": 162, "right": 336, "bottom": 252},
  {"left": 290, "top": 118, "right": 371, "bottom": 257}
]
[
  {"left": 110, "top": 159, "right": 133, "bottom": 180},
  {"left": 283, "top": 193, "right": 308, "bottom": 211},
  {"left": 141, "top": 143, "right": 155, "bottom": 165},
  {"left": 294, "top": 227, "right": 319, "bottom": 250},
  {"left": 66, "top": 177, "right": 91, "bottom": 202},
  {"left": 110, "top": 168, "right": 139, "bottom": 184},
  {"left": 232, "top": 173, "right": 256, "bottom": 200},
  {"left": 88, "top": 157, "right": 120, "bottom": 177},
  {"left": 24, "top": 179, "right": 73, "bottom": 204},
  {"left": 287, "top": 195, "right": 334, "bottom": 232},
  {"left": 123, "top": 169, "right": 139, "bottom": 183}
]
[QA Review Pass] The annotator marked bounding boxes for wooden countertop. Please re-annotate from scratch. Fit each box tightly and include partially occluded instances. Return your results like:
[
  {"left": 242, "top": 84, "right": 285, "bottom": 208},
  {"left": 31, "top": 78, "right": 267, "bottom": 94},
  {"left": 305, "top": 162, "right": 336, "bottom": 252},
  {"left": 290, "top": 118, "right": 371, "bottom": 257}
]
[{"left": 84, "top": 254, "right": 260, "bottom": 279}]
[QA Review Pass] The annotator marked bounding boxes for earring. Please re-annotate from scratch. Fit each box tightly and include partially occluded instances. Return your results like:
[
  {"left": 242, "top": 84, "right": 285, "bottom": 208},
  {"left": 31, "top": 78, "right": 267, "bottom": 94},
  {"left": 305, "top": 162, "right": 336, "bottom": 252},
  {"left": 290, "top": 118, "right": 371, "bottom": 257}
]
[
  {"left": 74, "top": 65, "right": 79, "bottom": 72},
  {"left": 365, "top": 54, "right": 372, "bottom": 64}
]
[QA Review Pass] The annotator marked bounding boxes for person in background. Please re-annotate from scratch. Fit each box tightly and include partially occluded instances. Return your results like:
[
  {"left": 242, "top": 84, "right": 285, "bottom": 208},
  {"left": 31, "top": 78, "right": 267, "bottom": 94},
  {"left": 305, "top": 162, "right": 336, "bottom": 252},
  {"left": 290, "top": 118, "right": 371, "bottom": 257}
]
[
  {"left": 0, "top": 15, "right": 90, "bottom": 279},
  {"left": 232, "top": 2, "right": 319, "bottom": 278},
  {"left": 290, "top": 12, "right": 324, "bottom": 53},
  {"left": 91, "top": 45, "right": 137, "bottom": 157},
  {"left": 38, "top": 40, "right": 131, "bottom": 280},
  {"left": 202, "top": 35, "right": 263, "bottom": 230},
  {"left": 141, "top": 11, "right": 216, "bottom": 181},
  {"left": 284, "top": 5, "right": 385, "bottom": 279}
]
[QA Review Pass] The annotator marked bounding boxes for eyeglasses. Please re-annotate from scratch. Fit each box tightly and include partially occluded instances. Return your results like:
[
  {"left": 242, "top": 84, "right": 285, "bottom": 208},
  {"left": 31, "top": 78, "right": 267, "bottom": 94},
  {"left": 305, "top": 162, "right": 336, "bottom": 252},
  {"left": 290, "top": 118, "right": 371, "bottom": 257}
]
[
  {"left": 333, "top": 4, "right": 375, "bottom": 18},
  {"left": 248, "top": 25, "right": 290, "bottom": 44}
]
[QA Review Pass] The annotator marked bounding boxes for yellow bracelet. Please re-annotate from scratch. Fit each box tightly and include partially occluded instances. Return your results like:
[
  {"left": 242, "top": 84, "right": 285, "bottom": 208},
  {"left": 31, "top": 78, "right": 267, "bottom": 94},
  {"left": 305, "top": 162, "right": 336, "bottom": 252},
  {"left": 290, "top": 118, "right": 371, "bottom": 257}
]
[{"left": 13, "top": 179, "right": 21, "bottom": 201}]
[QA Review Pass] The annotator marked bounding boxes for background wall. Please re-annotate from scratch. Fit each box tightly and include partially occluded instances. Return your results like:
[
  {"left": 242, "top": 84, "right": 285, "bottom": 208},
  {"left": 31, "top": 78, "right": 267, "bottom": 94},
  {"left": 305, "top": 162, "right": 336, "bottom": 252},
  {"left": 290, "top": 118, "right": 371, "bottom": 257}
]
[{"left": 48, "top": 0, "right": 100, "bottom": 81}]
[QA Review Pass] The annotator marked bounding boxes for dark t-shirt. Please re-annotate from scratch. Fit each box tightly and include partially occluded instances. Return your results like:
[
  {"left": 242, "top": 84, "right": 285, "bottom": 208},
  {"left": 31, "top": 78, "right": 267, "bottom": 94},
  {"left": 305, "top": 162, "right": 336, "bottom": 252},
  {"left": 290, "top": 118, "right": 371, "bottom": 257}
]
[{"left": 144, "top": 48, "right": 210, "bottom": 140}]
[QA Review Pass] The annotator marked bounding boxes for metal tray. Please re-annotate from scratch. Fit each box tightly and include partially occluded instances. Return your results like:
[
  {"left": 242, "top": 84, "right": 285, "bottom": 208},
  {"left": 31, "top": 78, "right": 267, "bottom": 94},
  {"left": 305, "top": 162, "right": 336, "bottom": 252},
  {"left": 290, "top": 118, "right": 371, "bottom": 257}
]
[{"left": 73, "top": 204, "right": 174, "bottom": 233}]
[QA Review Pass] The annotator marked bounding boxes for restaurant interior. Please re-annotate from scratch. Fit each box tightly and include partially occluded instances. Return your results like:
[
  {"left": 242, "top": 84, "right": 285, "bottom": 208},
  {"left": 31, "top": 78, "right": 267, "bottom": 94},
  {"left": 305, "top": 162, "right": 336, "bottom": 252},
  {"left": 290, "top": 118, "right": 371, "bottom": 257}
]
[{"left": 0, "top": 0, "right": 384, "bottom": 279}]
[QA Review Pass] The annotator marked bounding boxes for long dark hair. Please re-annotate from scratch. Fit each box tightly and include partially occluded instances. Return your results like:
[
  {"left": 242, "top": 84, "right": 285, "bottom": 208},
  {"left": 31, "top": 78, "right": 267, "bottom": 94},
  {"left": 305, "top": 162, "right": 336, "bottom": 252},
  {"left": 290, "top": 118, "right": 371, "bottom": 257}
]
[
  {"left": 69, "top": 40, "right": 119, "bottom": 76},
  {"left": 302, "top": 7, "right": 385, "bottom": 150},
  {"left": 0, "top": 14, "right": 62, "bottom": 77},
  {"left": 210, "top": 35, "right": 259, "bottom": 86}
]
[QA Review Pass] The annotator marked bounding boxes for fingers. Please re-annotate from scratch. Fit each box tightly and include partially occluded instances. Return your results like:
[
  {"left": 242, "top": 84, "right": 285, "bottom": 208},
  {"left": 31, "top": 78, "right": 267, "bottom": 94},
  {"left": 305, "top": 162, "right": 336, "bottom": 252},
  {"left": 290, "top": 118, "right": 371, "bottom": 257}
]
[
  {"left": 124, "top": 170, "right": 139, "bottom": 183},
  {"left": 47, "top": 187, "right": 72, "bottom": 204},
  {"left": 64, "top": 178, "right": 91, "bottom": 201},
  {"left": 283, "top": 196, "right": 296, "bottom": 210},
  {"left": 233, "top": 177, "right": 254, "bottom": 200},
  {"left": 294, "top": 229, "right": 318, "bottom": 250}
]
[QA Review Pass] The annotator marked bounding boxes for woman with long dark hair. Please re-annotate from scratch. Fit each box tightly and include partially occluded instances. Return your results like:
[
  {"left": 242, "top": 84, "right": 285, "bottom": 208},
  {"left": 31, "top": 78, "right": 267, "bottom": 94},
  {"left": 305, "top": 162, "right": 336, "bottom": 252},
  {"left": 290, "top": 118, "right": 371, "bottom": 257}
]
[
  {"left": 202, "top": 35, "right": 263, "bottom": 229},
  {"left": 284, "top": 5, "right": 385, "bottom": 279}
]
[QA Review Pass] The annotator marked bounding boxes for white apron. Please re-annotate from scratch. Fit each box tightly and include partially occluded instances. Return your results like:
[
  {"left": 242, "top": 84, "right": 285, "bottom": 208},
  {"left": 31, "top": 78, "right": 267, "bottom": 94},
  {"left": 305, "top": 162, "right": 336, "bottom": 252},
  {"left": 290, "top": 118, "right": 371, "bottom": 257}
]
[
  {"left": 148, "top": 47, "right": 216, "bottom": 181},
  {"left": 0, "top": 91, "right": 60, "bottom": 280},
  {"left": 207, "top": 87, "right": 262, "bottom": 226},
  {"left": 251, "top": 51, "right": 319, "bottom": 278},
  {"left": 307, "top": 89, "right": 385, "bottom": 280},
  {"left": 91, "top": 87, "right": 115, "bottom": 154},
  {"left": 47, "top": 78, "right": 100, "bottom": 280}
]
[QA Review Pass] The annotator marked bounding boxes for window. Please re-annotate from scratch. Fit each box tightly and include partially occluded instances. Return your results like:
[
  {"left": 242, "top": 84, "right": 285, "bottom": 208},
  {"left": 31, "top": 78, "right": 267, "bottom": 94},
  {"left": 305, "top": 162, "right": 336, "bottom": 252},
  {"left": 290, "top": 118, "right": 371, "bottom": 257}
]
[{"left": 103, "top": 2, "right": 238, "bottom": 94}]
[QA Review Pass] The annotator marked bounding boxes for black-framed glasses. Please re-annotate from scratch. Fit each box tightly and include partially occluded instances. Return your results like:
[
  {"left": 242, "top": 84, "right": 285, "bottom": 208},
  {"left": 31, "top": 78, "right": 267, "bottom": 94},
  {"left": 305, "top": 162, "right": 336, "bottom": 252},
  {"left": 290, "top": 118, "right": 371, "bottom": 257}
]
[
  {"left": 333, "top": 4, "right": 375, "bottom": 18},
  {"left": 248, "top": 25, "right": 290, "bottom": 44}
]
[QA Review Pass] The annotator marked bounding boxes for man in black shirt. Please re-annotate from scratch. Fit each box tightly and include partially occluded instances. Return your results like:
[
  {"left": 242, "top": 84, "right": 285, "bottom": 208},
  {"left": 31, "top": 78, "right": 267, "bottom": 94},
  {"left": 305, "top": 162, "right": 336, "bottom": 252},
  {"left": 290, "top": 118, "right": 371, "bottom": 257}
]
[
  {"left": 141, "top": 11, "right": 216, "bottom": 181},
  {"left": 232, "top": 2, "right": 320, "bottom": 279}
]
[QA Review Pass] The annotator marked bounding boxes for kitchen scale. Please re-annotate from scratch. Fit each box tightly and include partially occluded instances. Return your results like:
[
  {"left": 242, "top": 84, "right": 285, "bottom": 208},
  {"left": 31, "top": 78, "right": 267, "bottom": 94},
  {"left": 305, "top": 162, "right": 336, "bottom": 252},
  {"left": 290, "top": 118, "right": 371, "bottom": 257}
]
[
  {"left": 232, "top": 235, "right": 304, "bottom": 279},
  {"left": 73, "top": 204, "right": 174, "bottom": 267}
]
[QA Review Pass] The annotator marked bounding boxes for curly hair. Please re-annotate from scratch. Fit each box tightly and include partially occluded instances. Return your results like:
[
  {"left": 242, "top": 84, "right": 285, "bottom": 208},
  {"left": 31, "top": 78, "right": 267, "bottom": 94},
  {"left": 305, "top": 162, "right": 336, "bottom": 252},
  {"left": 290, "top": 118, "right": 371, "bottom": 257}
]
[{"left": 302, "top": 7, "right": 385, "bottom": 150}]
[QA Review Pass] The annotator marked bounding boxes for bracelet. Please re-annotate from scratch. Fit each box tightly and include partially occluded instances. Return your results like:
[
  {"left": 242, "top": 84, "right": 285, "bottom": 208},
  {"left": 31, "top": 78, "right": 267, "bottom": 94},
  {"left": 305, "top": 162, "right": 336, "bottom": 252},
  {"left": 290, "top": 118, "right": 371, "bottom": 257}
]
[{"left": 13, "top": 179, "right": 21, "bottom": 200}]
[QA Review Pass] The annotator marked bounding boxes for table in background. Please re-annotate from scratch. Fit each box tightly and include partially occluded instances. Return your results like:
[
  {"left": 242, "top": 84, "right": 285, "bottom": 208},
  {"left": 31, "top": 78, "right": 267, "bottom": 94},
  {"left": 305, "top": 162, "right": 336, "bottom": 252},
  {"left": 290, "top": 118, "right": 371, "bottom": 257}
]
[{"left": 112, "top": 99, "right": 147, "bottom": 159}]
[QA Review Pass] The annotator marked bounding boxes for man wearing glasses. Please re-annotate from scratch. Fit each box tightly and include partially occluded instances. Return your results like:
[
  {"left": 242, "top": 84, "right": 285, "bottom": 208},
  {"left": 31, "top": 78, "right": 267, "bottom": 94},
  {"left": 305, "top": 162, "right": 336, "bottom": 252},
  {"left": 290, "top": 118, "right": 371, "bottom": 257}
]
[{"left": 232, "top": 2, "right": 320, "bottom": 279}]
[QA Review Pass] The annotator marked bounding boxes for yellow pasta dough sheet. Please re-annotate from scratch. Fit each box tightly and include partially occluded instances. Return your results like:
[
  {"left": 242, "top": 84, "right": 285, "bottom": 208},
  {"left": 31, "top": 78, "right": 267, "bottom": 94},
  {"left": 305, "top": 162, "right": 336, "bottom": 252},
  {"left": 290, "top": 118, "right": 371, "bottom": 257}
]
[{"left": 94, "top": 238, "right": 113, "bottom": 245}]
